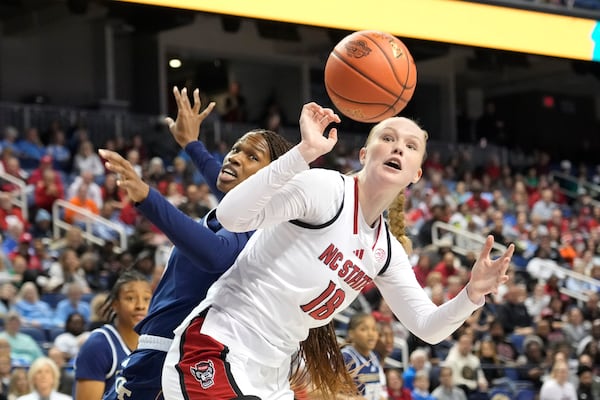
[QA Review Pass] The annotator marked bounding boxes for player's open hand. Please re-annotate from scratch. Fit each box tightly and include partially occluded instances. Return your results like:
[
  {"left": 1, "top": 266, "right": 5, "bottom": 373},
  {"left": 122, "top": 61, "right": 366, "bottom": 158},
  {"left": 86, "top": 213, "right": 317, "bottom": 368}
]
[
  {"left": 165, "top": 86, "right": 216, "bottom": 148},
  {"left": 467, "top": 235, "right": 514, "bottom": 303},
  {"left": 99, "top": 149, "right": 150, "bottom": 203},
  {"left": 297, "top": 102, "right": 341, "bottom": 164}
]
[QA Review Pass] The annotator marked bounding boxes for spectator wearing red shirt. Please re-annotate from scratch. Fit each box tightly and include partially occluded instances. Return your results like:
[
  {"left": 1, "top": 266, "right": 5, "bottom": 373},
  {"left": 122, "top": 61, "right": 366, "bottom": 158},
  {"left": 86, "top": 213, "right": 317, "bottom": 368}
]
[
  {"left": 465, "top": 181, "right": 490, "bottom": 212},
  {"left": 0, "top": 192, "right": 27, "bottom": 232},
  {"left": 33, "top": 168, "right": 64, "bottom": 212},
  {"left": 27, "top": 154, "right": 63, "bottom": 187},
  {"left": 412, "top": 253, "right": 432, "bottom": 288},
  {"left": 8, "top": 232, "right": 42, "bottom": 273},
  {"left": 433, "top": 250, "right": 461, "bottom": 287}
]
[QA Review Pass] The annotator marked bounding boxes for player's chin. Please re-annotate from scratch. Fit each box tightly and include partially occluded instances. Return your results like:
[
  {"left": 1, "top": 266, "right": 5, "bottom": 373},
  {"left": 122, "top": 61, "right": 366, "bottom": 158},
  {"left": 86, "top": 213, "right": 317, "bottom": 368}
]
[{"left": 216, "top": 179, "right": 236, "bottom": 193}]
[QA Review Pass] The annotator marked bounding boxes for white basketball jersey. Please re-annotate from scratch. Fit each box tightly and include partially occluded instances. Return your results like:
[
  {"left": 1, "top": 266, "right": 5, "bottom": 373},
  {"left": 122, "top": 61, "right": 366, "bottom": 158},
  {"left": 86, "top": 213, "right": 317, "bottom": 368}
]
[{"left": 195, "top": 173, "right": 392, "bottom": 368}]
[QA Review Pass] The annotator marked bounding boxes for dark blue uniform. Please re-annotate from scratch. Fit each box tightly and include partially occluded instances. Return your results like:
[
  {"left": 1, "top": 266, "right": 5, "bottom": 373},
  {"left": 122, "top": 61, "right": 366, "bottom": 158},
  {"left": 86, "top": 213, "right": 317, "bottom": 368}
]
[{"left": 104, "top": 141, "right": 252, "bottom": 400}]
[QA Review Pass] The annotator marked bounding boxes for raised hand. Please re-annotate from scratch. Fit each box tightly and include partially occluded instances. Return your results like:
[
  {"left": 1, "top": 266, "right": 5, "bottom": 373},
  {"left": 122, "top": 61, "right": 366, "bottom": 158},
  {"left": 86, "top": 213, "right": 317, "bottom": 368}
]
[
  {"left": 165, "top": 86, "right": 216, "bottom": 148},
  {"left": 98, "top": 149, "right": 150, "bottom": 203},
  {"left": 467, "top": 235, "right": 515, "bottom": 303},
  {"left": 297, "top": 102, "right": 341, "bottom": 164}
]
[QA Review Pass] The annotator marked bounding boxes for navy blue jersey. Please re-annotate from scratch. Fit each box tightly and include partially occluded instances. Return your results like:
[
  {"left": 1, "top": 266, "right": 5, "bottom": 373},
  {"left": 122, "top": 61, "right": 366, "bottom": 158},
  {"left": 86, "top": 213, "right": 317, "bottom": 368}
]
[
  {"left": 134, "top": 140, "right": 253, "bottom": 338},
  {"left": 341, "top": 345, "right": 385, "bottom": 400},
  {"left": 75, "top": 324, "right": 131, "bottom": 398},
  {"left": 103, "top": 140, "right": 253, "bottom": 400}
]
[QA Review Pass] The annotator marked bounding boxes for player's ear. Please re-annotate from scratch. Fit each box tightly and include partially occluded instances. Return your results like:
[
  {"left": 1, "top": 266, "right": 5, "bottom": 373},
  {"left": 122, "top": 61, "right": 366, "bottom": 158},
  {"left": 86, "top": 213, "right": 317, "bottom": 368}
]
[
  {"left": 359, "top": 147, "right": 367, "bottom": 166},
  {"left": 412, "top": 168, "right": 422, "bottom": 184}
]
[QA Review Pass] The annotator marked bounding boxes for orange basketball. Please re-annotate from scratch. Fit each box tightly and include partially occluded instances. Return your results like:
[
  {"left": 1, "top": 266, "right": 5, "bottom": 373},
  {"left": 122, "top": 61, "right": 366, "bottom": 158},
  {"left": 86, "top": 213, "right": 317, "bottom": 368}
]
[{"left": 324, "top": 30, "right": 417, "bottom": 123}]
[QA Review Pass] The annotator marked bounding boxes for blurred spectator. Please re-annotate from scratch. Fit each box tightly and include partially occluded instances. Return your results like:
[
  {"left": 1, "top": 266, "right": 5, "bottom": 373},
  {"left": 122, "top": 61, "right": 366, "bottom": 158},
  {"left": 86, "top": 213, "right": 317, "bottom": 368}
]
[
  {"left": 177, "top": 184, "right": 211, "bottom": 220},
  {"left": 373, "top": 319, "right": 395, "bottom": 368},
  {"left": 411, "top": 370, "right": 435, "bottom": 400},
  {"left": 0, "top": 127, "right": 19, "bottom": 157},
  {"left": 581, "top": 292, "right": 600, "bottom": 321},
  {"left": 524, "top": 282, "right": 551, "bottom": 320},
  {"left": 46, "top": 347, "right": 75, "bottom": 396},
  {"left": 432, "top": 250, "right": 461, "bottom": 287},
  {"left": 92, "top": 203, "right": 134, "bottom": 243},
  {"left": 66, "top": 170, "right": 103, "bottom": 210},
  {"left": 7, "top": 368, "right": 30, "bottom": 400},
  {"left": 0, "top": 351, "right": 10, "bottom": 400},
  {"left": 516, "top": 335, "right": 547, "bottom": 390},
  {"left": 45, "top": 130, "right": 71, "bottom": 174},
  {"left": 53, "top": 283, "right": 91, "bottom": 327},
  {"left": 562, "top": 307, "right": 590, "bottom": 356},
  {"left": 40, "top": 249, "right": 90, "bottom": 295},
  {"left": 412, "top": 253, "right": 432, "bottom": 288},
  {"left": 464, "top": 181, "right": 490, "bottom": 213},
  {"left": 125, "top": 149, "right": 142, "bottom": 178},
  {"left": 13, "top": 282, "right": 55, "bottom": 329},
  {"left": 486, "top": 319, "right": 519, "bottom": 364},
  {"left": 496, "top": 284, "right": 534, "bottom": 336},
  {"left": 100, "top": 174, "right": 125, "bottom": 211},
  {"left": 125, "top": 134, "right": 148, "bottom": 165},
  {"left": 0, "top": 156, "right": 27, "bottom": 194},
  {"left": 33, "top": 168, "right": 64, "bottom": 212},
  {"left": 531, "top": 188, "right": 559, "bottom": 223},
  {"left": 15, "top": 128, "right": 45, "bottom": 171},
  {"left": 30, "top": 209, "right": 52, "bottom": 239},
  {"left": 27, "top": 155, "right": 62, "bottom": 187},
  {"left": 444, "top": 332, "right": 488, "bottom": 398},
  {"left": 219, "top": 81, "right": 247, "bottom": 122},
  {"left": 52, "top": 312, "right": 89, "bottom": 362},
  {"left": 385, "top": 368, "right": 412, "bottom": 400},
  {"left": 71, "top": 140, "right": 104, "bottom": 182},
  {"left": 18, "top": 356, "right": 72, "bottom": 400},
  {"left": 63, "top": 182, "right": 99, "bottom": 225},
  {"left": 539, "top": 359, "right": 577, "bottom": 400},
  {"left": 576, "top": 364, "right": 600, "bottom": 400},
  {"left": 0, "top": 313, "right": 44, "bottom": 366},
  {"left": 431, "top": 365, "right": 467, "bottom": 400},
  {"left": 403, "top": 349, "right": 430, "bottom": 391},
  {"left": 86, "top": 293, "right": 108, "bottom": 331},
  {"left": 8, "top": 233, "right": 42, "bottom": 274},
  {"left": 477, "top": 338, "right": 505, "bottom": 384},
  {"left": 0, "top": 193, "right": 27, "bottom": 233}
]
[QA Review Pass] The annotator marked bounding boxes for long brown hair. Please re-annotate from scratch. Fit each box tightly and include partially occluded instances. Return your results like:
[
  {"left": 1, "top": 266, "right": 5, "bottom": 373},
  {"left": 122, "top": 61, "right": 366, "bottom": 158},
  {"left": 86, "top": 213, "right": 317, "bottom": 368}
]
[{"left": 290, "top": 323, "right": 357, "bottom": 399}]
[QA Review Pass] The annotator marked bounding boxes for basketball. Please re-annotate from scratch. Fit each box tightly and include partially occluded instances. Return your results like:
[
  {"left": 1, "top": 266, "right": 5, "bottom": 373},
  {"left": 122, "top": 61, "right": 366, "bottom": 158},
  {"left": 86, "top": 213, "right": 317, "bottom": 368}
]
[{"left": 324, "top": 30, "right": 417, "bottom": 123}]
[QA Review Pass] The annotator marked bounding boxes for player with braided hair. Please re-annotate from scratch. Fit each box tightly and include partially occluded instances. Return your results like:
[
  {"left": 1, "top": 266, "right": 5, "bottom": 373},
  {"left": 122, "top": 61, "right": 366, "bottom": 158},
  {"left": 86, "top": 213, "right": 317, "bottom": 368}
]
[
  {"left": 163, "top": 102, "right": 514, "bottom": 400},
  {"left": 99, "top": 87, "right": 294, "bottom": 400}
]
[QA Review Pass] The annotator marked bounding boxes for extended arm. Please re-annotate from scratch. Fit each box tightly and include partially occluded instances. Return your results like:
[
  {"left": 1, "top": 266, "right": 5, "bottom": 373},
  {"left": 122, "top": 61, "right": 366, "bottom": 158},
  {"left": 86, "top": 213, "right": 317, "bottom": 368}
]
[
  {"left": 99, "top": 150, "right": 248, "bottom": 272},
  {"left": 166, "top": 87, "right": 224, "bottom": 200},
  {"left": 217, "top": 102, "right": 341, "bottom": 232}
]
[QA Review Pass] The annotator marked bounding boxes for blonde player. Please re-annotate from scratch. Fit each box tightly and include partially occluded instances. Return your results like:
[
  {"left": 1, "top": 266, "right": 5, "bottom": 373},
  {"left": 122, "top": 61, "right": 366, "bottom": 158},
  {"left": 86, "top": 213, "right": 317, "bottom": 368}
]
[{"left": 162, "top": 102, "right": 514, "bottom": 400}]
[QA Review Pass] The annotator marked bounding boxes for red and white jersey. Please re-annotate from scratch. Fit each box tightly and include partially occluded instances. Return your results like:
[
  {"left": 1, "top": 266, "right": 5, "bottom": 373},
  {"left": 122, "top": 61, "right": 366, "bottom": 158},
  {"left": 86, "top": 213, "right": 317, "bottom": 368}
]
[{"left": 175, "top": 147, "right": 481, "bottom": 368}]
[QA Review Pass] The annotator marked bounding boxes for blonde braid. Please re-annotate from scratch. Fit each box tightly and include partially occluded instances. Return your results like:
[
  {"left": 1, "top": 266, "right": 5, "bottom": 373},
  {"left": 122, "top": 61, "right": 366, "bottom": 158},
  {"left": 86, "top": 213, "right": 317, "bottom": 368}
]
[{"left": 387, "top": 189, "right": 413, "bottom": 255}]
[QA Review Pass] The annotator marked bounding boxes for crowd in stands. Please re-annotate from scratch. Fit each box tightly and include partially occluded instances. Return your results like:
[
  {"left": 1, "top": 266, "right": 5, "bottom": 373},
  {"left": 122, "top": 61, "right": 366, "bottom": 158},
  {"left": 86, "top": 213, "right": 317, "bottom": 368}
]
[{"left": 1, "top": 106, "right": 600, "bottom": 400}]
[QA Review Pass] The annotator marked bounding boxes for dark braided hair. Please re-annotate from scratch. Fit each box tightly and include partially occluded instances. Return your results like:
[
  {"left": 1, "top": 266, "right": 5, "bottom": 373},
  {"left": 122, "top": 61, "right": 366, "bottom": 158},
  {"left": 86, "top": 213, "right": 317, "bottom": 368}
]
[
  {"left": 290, "top": 323, "right": 358, "bottom": 399},
  {"left": 99, "top": 269, "right": 149, "bottom": 323},
  {"left": 249, "top": 129, "right": 294, "bottom": 161}
]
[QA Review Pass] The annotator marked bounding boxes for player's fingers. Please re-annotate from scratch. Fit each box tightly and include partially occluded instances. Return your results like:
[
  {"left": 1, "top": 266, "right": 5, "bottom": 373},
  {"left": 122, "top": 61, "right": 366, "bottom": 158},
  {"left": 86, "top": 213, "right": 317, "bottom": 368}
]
[
  {"left": 165, "top": 117, "right": 175, "bottom": 129},
  {"left": 180, "top": 87, "right": 192, "bottom": 110},
  {"left": 172, "top": 86, "right": 183, "bottom": 108},
  {"left": 199, "top": 102, "right": 216, "bottom": 119},
  {"left": 328, "top": 128, "right": 338, "bottom": 144},
  {"left": 98, "top": 149, "right": 125, "bottom": 163},
  {"left": 478, "top": 235, "right": 494, "bottom": 262},
  {"left": 192, "top": 88, "right": 201, "bottom": 114}
]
